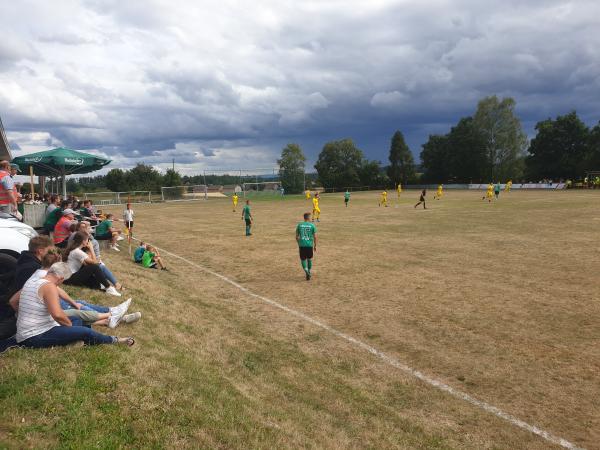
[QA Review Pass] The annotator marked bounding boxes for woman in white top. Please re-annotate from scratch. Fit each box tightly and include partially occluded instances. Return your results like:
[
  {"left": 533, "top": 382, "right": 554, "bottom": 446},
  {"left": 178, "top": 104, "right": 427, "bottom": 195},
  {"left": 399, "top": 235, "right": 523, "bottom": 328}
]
[
  {"left": 15, "top": 262, "right": 134, "bottom": 348},
  {"left": 63, "top": 232, "right": 121, "bottom": 296}
]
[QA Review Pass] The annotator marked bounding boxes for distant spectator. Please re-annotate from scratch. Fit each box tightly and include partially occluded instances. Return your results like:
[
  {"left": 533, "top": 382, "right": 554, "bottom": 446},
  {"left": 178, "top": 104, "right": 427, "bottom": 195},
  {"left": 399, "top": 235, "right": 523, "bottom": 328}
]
[
  {"left": 79, "top": 199, "right": 99, "bottom": 225},
  {"left": 95, "top": 213, "right": 121, "bottom": 252},
  {"left": 0, "top": 160, "right": 17, "bottom": 214},
  {"left": 53, "top": 209, "right": 77, "bottom": 248},
  {"left": 123, "top": 203, "right": 134, "bottom": 237}
]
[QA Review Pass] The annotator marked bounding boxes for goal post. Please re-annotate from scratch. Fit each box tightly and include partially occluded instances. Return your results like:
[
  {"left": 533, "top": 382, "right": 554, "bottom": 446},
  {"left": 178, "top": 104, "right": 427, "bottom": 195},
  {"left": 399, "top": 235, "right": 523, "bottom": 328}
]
[{"left": 83, "top": 191, "right": 151, "bottom": 206}]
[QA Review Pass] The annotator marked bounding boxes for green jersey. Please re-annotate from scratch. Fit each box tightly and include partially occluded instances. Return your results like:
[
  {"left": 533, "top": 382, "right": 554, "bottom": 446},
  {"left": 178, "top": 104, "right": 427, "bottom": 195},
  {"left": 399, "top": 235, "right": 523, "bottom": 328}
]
[
  {"left": 296, "top": 221, "right": 316, "bottom": 248},
  {"left": 242, "top": 205, "right": 251, "bottom": 219},
  {"left": 96, "top": 219, "right": 112, "bottom": 236},
  {"left": 344, "top": 191, "right": 350, "bottom": 200},
  {"left": 142, "top": 251, "right": 155, "bottom": 268}
]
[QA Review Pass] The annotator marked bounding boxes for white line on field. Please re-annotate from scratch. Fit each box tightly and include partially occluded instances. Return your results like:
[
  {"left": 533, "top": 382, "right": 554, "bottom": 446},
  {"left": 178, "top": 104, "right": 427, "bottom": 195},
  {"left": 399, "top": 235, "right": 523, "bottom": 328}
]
[{"left": 132, "top": 237, "right": 584, "bottom": 450}]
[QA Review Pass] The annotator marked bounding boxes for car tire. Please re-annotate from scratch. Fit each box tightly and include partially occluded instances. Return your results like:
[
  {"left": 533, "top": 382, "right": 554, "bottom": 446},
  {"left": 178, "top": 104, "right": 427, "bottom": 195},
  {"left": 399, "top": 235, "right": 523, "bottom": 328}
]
[{"left": 0, "top": 253, "right": 17, "bottom": 295}]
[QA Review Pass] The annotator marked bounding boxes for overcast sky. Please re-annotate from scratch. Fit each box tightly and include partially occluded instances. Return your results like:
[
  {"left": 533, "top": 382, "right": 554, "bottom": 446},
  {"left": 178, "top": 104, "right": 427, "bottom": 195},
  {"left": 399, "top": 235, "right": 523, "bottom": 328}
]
[{"left": 1, "top": 0, "right": 599, "bottom": 175}]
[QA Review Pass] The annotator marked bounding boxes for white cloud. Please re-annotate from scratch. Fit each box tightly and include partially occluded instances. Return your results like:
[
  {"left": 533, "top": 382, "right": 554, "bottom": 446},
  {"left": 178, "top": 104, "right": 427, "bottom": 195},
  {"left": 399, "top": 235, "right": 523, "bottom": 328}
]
[{"left": 0, "top": 0, "right": 599, "bottom": 169}]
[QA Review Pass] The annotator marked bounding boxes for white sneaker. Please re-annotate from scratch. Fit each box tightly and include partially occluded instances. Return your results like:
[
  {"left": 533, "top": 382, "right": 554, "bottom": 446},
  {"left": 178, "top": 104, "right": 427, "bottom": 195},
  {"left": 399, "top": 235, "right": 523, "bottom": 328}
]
[
  {"left": 110, "top": 298, "right": 131, "bottom": 316},
  {"left": 108, "top": 311, "right": 124, "bottom": 329},
  {"left": 106, "top": 286, "right": 122, "bottom": 297},
  {"left": 117, "top": 236, "right": 125, "bottom": 241},
  {"left": 110, "top": 246, "right": 120, "bottom": 252},
  {"left": 99, "top": 283, "right": 106, "bottom": 291},
  {"left": 122, "top": 312, "right": 141, "bottom": 324}
]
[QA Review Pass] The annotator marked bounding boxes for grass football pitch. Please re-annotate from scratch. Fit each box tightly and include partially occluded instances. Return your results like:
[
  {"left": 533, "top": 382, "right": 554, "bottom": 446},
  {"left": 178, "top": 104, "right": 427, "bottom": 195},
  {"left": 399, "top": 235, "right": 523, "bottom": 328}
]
[{"left": 1, "top": 190, "right": 599, "bottom": 449}]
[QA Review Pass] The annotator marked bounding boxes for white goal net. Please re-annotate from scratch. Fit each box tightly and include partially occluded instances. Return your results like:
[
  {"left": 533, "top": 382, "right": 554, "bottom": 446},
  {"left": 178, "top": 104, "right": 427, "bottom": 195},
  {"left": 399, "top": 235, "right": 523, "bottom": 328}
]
[{"left": 84, "top": 191, "right": 151, "bottom": 206}]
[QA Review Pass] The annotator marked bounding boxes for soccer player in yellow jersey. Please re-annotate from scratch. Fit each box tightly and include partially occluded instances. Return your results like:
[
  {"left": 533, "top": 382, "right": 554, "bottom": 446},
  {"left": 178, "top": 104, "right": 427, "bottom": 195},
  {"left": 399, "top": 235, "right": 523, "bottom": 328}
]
[
  {"left": 396, "top": 183, "right": 402, "bottom": 198},
  {"left": 312, "top": 193, "right": 321, "bottom": 222},
  {"left": 379, "top": 190, "right": 388, "bottom": 207},
  {"left": 305, "top": 189, "right": 311, "bottom": 200},
  {"left": 505, "top": 180, "right": 512, "bottom": 192},
  {"left": 434, "top": 184, "right": 443, "bottom": 200},
  {"left": 232, "top": 193, "right": 238, "bottom": 211},
  {"left": 483, "top": 183, "right": 494, "bottom": 202}
]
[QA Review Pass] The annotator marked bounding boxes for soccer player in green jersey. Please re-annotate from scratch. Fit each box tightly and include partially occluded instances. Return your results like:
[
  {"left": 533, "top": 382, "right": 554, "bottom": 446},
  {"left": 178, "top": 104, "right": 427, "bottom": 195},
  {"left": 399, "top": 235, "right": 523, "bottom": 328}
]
[
  {"left": 296, "top": 212, "right": 317, "bottom": 280},
  {"left": 242, "top": 200, "right": 253, "bottom": 236},
  {"left": 344, "top": 190, "right": 350, "bottom": 207}
]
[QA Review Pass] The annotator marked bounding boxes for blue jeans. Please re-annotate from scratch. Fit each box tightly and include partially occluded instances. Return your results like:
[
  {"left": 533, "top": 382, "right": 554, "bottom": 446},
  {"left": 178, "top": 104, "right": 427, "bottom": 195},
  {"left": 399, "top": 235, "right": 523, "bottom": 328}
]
[
  {"left": 0, "top": 335, "right": 18, "bottom": 353},
  {"left": 60, "top": 298, "right": 110, "bottom": 314},
  {"left": 20, "top": 326, "right": 116, "bottom": 348},
  {"left": 100, "top": 263, "right": 118, "bottom": 286}
]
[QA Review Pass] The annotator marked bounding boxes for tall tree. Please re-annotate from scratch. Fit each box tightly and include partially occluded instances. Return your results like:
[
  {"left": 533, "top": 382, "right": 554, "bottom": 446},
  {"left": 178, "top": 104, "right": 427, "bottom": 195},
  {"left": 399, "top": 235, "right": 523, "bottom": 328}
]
[
  {"left": 446, "top": 117, "right": 488, "bottom": 183},
  {"left": 314, "top": 139, "right": 363, "bottom": 189},
  {"left": 420, "top": 134, "right": 450, "bottom": 183},
  {"left": 277, "top": 143, "right": 306, "bottom": 194},
  {"left": 162, "top": 168, "right": 183, "bottom": 187},
  {"left": 387, "top": 131, "right": 416, "bottom": 186},
  {"left": 359, "top": 159, "right": 387, "bottom": 187},
  {"left": 473, "top": 96, "right": 527, "bottom": 181},
  {"left": 105, "top": 168, "right": 129, "bottom": 192},
  {"left": 526, "top": 111, "right": 590, "bottom": 180},
  {"left": 126, "top": 163, "right": 163, "bottom": 191}
]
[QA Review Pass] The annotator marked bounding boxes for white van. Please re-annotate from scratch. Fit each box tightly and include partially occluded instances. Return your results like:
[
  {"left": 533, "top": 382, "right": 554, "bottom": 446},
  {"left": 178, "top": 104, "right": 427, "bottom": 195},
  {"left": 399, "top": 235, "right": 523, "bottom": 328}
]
[{"left": 0, "top": 212, "right": 38, "bottom": 287}]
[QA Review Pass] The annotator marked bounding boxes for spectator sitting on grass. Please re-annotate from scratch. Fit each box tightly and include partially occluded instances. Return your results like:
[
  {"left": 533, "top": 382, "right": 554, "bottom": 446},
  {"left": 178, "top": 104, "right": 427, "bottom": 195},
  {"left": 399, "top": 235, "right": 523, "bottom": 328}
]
[
  {"left": 94, "top": 213, "right": 122, "bottom": 252},
  {"left": 13, "top": 236, "right": 132, "bottom": 320},
  {"left": 9, "top": 251, "right": 139, "bottom": 330},
  {"left": 142, "top": 245, "right": 168, "bottom": 270},
  {"left": 134, "top": 242, "right": 146, "bottom": 264},
  {"left": 74, "top": 222, "right": 122, "bottom": 291},
  {"left": 14, "top": 262, "right": 135, "bottom": 349},
  {"left": 63, "top": 232, "right": 122, "bottom": 296}
]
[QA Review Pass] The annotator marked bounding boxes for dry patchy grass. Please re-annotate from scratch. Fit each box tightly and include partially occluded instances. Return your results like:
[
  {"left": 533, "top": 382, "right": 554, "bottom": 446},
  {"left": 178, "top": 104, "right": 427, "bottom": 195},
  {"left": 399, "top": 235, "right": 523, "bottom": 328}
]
[{"left": 1, "top": 189, "right": 599, "bottom": 449}]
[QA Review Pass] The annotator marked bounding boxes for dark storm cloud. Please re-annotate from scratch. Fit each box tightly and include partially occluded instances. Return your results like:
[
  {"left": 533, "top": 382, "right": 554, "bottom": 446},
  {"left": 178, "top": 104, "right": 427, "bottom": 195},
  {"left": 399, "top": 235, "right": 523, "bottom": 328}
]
[{"left": 1, "top": 0, "right": 600, "bottom": 169}]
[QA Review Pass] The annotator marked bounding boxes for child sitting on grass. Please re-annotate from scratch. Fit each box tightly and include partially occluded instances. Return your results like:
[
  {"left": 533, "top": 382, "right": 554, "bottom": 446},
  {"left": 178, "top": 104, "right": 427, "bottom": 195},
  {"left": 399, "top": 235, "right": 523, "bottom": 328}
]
[
  {"left": 142, "top": 245, "right": 168, "bottom": 271},
  {"left": 134, "top": 242, "right": 146, "bottom": 264}
]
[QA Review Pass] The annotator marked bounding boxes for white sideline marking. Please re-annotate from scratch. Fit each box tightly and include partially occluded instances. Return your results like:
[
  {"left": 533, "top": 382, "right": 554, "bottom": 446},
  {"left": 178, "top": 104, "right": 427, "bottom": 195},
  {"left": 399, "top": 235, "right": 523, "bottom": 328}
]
[{"left": 133, "top": 237, "right": 584, "bottom": 450}]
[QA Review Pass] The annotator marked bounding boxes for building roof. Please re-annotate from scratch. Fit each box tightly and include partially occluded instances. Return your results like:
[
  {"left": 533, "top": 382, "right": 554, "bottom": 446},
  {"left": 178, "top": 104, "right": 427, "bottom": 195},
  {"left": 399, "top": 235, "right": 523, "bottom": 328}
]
[{"left": 0, "top": 116, "right": 11, "bottom": 161}]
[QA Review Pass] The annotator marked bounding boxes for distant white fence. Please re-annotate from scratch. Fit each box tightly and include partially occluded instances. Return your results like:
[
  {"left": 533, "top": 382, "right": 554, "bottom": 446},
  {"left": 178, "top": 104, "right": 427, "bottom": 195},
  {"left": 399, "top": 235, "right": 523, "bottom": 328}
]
[{"left": 468, "top": 183, "right": 566, "bottom": 190}]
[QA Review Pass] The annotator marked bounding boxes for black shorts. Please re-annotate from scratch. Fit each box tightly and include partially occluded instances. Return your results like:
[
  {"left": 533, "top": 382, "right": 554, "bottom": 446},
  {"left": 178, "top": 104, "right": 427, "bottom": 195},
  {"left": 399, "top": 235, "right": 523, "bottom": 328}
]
[
  {"left": 245, "top": 218, "right": 252, "bottom": 226},
  {"left": 95, "top": 233, "right": 112, "bottom": 241},
  {"left": 125, "top": 221, "right": 134, "bottom": 229},
  {"left": 344, "top": 198, "right": 349, "bottom": 203},
  {"left": 299, "top": 246, "right": 313, "bottom": 260}
]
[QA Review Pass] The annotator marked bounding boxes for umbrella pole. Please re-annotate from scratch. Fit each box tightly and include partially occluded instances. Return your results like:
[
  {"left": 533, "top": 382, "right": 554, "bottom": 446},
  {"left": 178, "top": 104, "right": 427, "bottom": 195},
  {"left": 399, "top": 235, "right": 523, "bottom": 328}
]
[
  {"left": 62, "top": 167, "right": 67, "bottom": 198},
  {"left": 29, "top": 166, "right": 34, "bottom": 198}
]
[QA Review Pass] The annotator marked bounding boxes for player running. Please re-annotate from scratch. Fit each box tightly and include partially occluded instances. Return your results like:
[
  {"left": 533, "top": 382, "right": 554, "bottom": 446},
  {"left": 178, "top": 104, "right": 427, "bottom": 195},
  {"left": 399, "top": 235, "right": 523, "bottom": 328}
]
[
  {"left": 505, "top": 180, "right": 512, "bottom": 192},
  {"left": 232, "top": 192, "right": 239, "bottom": 212},
  {"left": 305, "top": 189, "right": 311, "bottom": 200},
  {"left": 296, "top": 212, "right": 317, "bottom": 281},
  {"left": 483, "top": 183, "right": 494, "bottom": 202},
  {"left": 494, "top": 182, "right": 501, "bottom": 199},
  {"left": 344, "top": 189, "right": 350, "bottom": 207},
  {"left": 379, "top": 190, "right": 388, "bottom": 207},
  {"left": 396, "top": 183, "right": 402, "bottom": 198},
  {"left": 242, "top": 200, "right": 253, "bottom": 236},
  {"left": 414, "top": 189, "right": 427, "bottom": 209},
  {"left": 312, "top": 193, "right": 321, "bottom": 222},
  {"left": 433, "top": 184, "right": 444, "bottom": 200}
]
